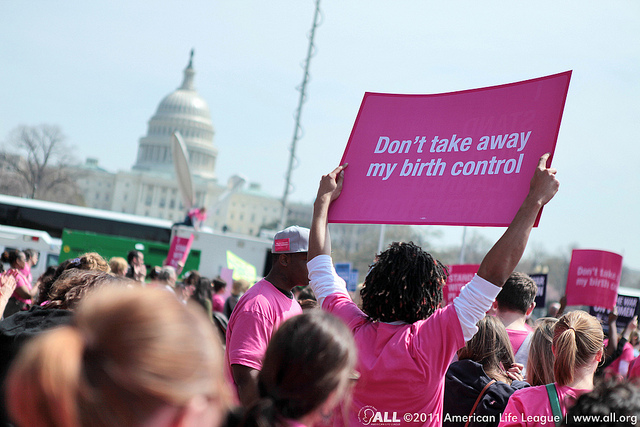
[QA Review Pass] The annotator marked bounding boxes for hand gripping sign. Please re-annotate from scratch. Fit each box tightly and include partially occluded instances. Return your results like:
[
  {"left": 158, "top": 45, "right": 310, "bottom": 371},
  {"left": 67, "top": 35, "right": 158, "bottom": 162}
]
[{"left": 328, "top": 71, "right": 571, "bottom": 226}]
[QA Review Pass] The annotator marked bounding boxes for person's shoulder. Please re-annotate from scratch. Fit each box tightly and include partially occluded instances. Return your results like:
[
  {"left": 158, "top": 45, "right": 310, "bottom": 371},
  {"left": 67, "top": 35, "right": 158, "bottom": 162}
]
[
  {"left": 229, "top": 281, "right": 282, "bottom": 316},
  {"left": 510, "top": 383, "right": 545, "bottom": 399},
  {"left": 446, "top": 359, "right": 486, "bottom": 381},
  {"left": 414, "top": 303, "right": 458, "bottom": 328},
  {"left": 0, "top": 306, "right": 73, "bottom": 337}
]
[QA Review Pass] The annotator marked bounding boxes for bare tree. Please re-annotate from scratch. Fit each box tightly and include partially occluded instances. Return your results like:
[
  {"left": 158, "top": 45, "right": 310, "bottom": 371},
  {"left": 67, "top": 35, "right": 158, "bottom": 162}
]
[{"left": 0, "top": 124, "right": 81, "bottom": 201}]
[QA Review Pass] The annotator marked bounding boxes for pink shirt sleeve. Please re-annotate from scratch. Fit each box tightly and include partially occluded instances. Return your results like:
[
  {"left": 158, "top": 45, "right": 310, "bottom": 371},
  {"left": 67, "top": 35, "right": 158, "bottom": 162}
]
[{"left": 227, "top": 310, "right": 272, "bottom": 371}]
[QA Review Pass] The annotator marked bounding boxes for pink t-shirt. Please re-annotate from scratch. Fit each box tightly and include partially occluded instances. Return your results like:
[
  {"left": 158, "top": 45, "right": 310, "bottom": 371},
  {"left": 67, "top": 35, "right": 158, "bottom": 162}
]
[
  {"left": 604, "top": 341, "right": 635, "bottom": 376},
  {"left": 324, "top": 293, "right": 464, "bottom": 426},
  {"left": 211, "top": 294, "right": 225, "bottom": 313},
  {"left": 308, "top": 254, "right": 500, "bottom": 427},
  {"left": 224, "top": 278, "right": 302, "bottom": 387},
  {"left": 19, "top": 264, "right": 32, "bottom": 286},
  {"left": 507, "top": 326, "right": 533, "bottom": 355},
  {"left": 6, "top": 269, "right": 31, "bottom": 305},
  {"left": 499, "top": 384, "right": 590, "bottom": 427}
]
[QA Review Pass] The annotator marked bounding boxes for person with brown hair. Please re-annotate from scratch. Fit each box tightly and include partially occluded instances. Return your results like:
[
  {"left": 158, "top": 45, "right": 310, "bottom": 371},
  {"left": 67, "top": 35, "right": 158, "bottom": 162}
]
[
  {"left": 0, "top": 269, "right": 129, "bottom": 425},
  {"left": 34, "top": 252, "right": 111, "bottom": 306},
  {"left": 499, "top": 311, "right": 604, "bottom": 426},
  {"left": 525, "top": 317, "right": 558, "bottom": 387},
  {"left": 6, "top": 285, "right": 231, "bottom": 427},
  {"left": 444, "top": 316, "right": 529, "bottom": 427},
  {"left": 493, "top": 272, "right": 538, "bottom": 371},
  {"left": 239, "top": 310, "right": 357, "bottom": 427},
  {"left": 108, "top": 256, "right": 128, "bottom": 276},
  {"left": 126, "top": 249, "right": 147, "bottom": 282}
]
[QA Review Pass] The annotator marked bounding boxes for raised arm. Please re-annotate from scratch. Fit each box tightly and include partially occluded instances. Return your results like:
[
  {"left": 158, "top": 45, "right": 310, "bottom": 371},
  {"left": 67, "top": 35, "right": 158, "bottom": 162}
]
[
  {"left": 308, "top": 164, "right": 347, "bottom": 261},
  {"left": 477, "top": 153, "right": 559, "bottom": 287}
]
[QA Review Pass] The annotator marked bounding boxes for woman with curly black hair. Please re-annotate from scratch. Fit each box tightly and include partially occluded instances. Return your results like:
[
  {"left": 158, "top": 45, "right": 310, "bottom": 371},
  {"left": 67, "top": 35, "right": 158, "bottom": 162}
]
[
  {"left": 307, "top": 155, "right": 560, "bottom": 426},
  {"left": 360, "top": 241, "right": 448, "bottom": 323}
]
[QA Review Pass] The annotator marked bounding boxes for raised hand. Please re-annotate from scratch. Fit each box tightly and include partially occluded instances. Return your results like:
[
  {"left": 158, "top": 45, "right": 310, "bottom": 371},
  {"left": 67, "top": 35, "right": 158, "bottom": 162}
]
[
  {"left": 316, "top": 163, "right": 348, "bottom": 204},
  {"left": 527, "top": 153, "right": 559, "bottom": 207}
]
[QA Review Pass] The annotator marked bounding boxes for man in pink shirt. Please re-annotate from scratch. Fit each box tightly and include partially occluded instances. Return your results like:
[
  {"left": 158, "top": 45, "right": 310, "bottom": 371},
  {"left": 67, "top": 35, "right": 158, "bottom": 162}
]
[
  {"left": 225, "top": 226, "right": 307, "bottom": 407},
  {"left": 492, "top": 272, "right": 537, "bottom": 368},
  {"left": 308, "top": 155, "right": 559, "bottom": 426}
]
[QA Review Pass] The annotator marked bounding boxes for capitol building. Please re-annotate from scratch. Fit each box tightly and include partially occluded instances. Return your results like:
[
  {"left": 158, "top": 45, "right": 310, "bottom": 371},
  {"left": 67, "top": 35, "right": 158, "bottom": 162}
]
[{"left": 76, "top": 52, "right": 310, "bottom": 236}]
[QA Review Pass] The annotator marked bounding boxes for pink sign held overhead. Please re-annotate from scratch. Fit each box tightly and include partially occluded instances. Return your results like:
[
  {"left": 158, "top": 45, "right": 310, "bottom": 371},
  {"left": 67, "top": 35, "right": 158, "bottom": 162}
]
[
  {"left": 443, "top": 264, "right": 480, "bottom": 305},
  {"left": 565, "top": 249, "right": 623, "bottom": 309},
  {"left": 165, "top": 232, "right": 194, "bottom": 270},
  {"left": 328, "top": 71, "right": 571, "bottom": 226}
]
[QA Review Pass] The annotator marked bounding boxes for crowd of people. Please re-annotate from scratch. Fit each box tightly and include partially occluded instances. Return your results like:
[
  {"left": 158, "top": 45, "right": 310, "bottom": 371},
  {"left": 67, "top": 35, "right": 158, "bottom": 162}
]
[{"left": 0, "top": 156, "right": 639, "bottom": 426}]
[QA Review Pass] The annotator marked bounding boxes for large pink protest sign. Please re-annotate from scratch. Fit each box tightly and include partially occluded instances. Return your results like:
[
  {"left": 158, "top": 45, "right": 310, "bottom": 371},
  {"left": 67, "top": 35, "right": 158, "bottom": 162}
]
[
  {"left": 565, "top": 249, "right": 623, "bottom": 309},
  {"left": 329, "top": 71, "right": 571, "bottom": 226},
  {"left": 443, "top": 264, "right": 480, "bottom": 305}
]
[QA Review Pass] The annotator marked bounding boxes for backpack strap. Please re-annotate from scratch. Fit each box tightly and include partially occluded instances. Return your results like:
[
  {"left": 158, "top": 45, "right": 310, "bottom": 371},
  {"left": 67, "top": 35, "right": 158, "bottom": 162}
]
[
  {"left": 465, "top": 379, "right": 496, "bottom": 427},
  {"left": 545, "top": 383, "right": 563, "bottom": 427}
]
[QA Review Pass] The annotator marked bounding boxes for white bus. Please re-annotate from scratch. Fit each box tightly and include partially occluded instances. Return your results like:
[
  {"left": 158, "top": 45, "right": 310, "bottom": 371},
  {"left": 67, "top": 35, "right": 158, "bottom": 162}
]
[{"left": 0, "top": 225, "right": 62, "bottom": 280}]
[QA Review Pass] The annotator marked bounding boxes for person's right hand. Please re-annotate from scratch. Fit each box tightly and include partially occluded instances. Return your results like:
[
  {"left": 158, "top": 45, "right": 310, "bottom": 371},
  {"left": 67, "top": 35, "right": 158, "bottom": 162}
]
[
  {"left": 608, "top": 306, "right": 619, "bottom": 325},
  {"left": 625, "top": 316, "right": 638, "bottom": 333},
  {"left": 527, "top": 153, "right": 560, "bottom": 206}
]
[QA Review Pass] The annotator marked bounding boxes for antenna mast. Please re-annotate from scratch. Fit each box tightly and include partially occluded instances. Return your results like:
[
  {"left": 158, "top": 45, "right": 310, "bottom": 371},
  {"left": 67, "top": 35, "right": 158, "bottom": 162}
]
[{"left": 279, "top": 0, "right": 322, "bottom": 230}]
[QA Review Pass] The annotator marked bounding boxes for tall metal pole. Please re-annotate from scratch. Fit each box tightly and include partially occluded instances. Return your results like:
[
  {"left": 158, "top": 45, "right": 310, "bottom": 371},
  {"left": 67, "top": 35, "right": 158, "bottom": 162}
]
[
  {"left": 279, "top": 0, "right": 322, "bottom": 230},
  {"left": 458, "top": 226, "right": 468, "bottom": 264}
]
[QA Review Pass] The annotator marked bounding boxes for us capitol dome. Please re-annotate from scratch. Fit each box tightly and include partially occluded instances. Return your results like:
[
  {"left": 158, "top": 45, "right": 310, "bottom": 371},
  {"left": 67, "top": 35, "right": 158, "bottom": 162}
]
[
  {"left": 76, "top": 50, "right": 299, "bottom": 237},
  {"left": 133, "top": 50, "right": 217, "bottom": 179}
]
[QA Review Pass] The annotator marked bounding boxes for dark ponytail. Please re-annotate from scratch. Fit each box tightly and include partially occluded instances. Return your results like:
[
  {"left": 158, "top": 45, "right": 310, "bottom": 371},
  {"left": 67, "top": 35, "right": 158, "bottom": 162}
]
[
  {"left": 240, "top": 311, "right": 357, "bottom": 426},
  {"left": 241, "top": 397, "right": 286, "bottom": 427}
]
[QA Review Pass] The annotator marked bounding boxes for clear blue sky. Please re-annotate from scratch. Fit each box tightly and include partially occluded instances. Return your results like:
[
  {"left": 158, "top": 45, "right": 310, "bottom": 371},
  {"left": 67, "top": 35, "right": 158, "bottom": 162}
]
[{"left": 2, "top": 1, "right": 639, "bottom": 270}]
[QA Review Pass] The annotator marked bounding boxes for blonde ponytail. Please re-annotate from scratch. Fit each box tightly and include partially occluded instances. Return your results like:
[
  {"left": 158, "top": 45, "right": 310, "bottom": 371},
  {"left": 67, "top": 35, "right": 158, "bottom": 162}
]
[
  {"left": 7, "top": 326, "right": 85, "bottom": 427},
  {"left": 553, "top": 311, "right": 603, "bottom": 387},
  {"left": 7, "top": 286, "right": 230, "bottom": 427}
]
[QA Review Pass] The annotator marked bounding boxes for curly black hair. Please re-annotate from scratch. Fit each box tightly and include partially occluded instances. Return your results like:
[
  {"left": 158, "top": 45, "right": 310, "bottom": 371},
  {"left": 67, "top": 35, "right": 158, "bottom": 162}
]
[{"left": 360, "top": 242, "right": 448, "bottom": 324}]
